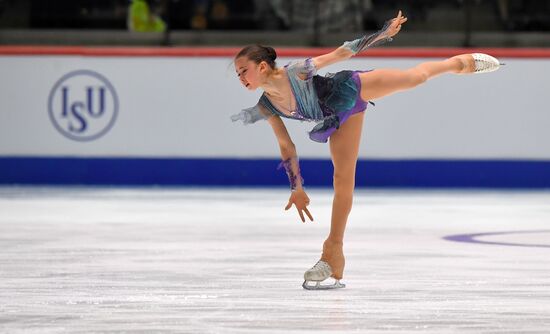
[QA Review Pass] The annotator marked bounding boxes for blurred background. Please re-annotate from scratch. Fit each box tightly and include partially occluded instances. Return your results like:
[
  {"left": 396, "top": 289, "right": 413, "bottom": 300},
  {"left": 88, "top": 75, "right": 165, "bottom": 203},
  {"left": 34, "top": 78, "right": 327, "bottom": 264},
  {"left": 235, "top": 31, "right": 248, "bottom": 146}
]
[{"left": 1, "top": 0, "right": 550, "bottom": 47}]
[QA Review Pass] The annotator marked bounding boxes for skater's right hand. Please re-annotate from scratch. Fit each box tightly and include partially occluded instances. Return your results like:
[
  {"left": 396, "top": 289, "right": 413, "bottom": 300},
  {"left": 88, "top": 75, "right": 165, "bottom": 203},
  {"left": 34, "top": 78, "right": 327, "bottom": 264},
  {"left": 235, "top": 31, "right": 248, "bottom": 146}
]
[{"left": 285, "top": 189, "right": 314, "bottom": 223}]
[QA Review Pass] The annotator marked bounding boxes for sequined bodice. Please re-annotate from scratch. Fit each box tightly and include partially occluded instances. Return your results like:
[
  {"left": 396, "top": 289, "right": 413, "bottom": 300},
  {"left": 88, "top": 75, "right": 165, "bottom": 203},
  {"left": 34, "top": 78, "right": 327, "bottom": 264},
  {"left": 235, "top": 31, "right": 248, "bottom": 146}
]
[{"left": 263, "top": 58, "right": 324, "bottom": 121}]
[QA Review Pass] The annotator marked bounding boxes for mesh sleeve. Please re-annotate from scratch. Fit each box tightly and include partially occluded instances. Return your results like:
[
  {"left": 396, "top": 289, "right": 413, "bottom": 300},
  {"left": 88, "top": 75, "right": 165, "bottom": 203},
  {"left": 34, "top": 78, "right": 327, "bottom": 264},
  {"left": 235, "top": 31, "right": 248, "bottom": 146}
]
[
  {"left": 342, "top": 20, "right": 394, "bottom": 54},
  {"left": 230, "top": 101, "right": 272, "bottom": 125}
]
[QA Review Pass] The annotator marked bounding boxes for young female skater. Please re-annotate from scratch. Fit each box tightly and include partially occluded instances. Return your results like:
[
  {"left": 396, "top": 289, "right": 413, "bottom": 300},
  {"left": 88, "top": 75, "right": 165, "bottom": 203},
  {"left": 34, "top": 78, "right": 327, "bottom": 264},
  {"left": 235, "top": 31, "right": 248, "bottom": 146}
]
[{"left": 231, "top": 11, "right": 501, "bottom": 290}]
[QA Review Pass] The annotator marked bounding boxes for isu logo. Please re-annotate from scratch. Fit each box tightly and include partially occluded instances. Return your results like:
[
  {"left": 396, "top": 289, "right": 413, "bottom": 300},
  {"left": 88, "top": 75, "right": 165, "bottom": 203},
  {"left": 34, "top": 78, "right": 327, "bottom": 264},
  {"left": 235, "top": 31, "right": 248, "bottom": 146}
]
[{"left": 48, "top": 70, "right": 119, "bottom": 141}]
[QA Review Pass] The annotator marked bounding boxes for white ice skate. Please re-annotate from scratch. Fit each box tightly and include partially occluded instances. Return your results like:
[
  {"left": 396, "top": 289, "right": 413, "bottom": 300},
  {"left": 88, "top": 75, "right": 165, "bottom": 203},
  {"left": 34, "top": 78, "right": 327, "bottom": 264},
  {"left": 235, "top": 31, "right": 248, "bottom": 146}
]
[
  {"left": 471, "top": 53, "right": 503, "bottom": 74},
  {"left": 302, "top": 260, "right": 345, "bottom": 290}
]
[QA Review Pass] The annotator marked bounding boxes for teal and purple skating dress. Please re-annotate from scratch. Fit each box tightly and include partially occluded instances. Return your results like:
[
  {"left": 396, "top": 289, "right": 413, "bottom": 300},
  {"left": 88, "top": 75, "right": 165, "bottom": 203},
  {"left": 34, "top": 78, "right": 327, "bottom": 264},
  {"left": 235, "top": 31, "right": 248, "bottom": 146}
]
[{"left": 231, "top": 58, "right": 373, "bottom": 143}]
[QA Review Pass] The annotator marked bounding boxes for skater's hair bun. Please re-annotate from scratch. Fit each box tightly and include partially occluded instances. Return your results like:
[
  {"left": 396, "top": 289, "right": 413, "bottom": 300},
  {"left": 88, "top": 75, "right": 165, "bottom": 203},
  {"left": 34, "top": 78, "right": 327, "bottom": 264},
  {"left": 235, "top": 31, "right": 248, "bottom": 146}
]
[{"left": 235, "top": 44, "right": 277, "bottom": 69}]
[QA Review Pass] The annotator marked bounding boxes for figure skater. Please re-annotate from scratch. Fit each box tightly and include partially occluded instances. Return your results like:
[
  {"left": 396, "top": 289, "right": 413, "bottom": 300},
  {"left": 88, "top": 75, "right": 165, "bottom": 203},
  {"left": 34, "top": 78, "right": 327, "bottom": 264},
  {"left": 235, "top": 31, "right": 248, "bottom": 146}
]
[{"left": 231, "top": 11, "right": 501, "bottom": 290}]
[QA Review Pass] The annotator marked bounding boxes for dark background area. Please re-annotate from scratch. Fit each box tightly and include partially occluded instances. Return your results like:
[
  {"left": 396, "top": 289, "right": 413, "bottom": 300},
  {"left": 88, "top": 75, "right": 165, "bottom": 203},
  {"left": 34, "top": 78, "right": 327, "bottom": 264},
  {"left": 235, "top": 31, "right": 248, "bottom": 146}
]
[{"left": 1, "top": 0, "right": 549, "bottom": 46}]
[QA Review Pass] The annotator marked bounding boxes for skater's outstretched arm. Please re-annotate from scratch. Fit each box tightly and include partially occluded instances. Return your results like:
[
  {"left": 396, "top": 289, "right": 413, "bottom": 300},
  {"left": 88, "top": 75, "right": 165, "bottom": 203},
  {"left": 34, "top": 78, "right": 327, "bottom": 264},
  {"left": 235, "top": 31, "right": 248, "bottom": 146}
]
[
  {"left": 267, "top": 116, "right": 314, "bottom": 223},
  {"left": 312, "top": 10, "right": 407, "bottom": 71}
]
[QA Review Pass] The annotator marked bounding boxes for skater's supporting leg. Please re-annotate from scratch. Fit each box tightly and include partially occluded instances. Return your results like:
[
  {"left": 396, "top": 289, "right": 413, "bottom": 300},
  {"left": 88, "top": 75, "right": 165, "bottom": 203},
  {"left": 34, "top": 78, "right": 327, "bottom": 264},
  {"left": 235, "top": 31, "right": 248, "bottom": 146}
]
[
  {"left": 323, "top": 111, "right": 365, "bottom": 279},
  {"left": 359, "top": 55, "right": 473, "bottom": 102}
]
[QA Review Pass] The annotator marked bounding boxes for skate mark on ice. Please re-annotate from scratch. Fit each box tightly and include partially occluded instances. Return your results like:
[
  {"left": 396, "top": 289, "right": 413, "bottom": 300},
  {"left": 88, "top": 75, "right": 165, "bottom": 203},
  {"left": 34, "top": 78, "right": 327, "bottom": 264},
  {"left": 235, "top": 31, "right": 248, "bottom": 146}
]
[{"left": 443, "top": 230, "right": 550, "bottom": 248}]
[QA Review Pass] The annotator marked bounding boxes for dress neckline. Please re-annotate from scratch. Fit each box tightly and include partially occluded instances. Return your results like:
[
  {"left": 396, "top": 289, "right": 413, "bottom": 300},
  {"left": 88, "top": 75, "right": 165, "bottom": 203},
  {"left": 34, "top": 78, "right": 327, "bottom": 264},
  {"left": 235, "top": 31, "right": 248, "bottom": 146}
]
[{"left": 263, "top": 67, "right": 303, "bottom": 120}]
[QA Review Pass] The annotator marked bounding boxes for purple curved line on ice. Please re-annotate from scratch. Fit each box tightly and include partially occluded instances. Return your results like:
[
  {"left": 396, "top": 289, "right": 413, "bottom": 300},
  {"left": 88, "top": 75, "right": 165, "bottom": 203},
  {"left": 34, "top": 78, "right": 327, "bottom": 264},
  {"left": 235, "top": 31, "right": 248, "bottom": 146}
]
[{"left": 443, "top": 230, "right": 550, "bottom": 248}]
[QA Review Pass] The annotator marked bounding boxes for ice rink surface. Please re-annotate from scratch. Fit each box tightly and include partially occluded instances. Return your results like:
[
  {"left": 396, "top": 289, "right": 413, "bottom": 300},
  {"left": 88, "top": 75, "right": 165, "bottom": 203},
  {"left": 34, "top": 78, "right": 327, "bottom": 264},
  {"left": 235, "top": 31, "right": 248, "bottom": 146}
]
[{"left": 1, "top": 186, "right": 549, "bottom": 333}]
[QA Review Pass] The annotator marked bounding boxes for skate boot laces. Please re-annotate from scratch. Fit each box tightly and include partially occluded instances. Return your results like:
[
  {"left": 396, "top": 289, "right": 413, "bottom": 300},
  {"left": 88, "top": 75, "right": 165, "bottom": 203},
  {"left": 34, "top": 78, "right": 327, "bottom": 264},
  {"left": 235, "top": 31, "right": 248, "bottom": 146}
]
[
  {"left": 304, "top": 260, "right": 332, "bottom": 281},
  {"left": 311, "top": 260, "right": 330, "bottom": 272}
]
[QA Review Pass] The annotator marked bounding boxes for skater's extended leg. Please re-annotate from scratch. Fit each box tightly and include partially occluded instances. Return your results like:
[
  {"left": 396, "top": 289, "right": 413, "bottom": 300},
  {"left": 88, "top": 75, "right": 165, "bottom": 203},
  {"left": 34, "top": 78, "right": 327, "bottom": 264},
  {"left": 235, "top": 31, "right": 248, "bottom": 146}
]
[
  {"left": 323, "top": 111, "right": 365, "bottom": 279},
  {"left": 359, "top": 55, "right": 474, "bottom": 101}
]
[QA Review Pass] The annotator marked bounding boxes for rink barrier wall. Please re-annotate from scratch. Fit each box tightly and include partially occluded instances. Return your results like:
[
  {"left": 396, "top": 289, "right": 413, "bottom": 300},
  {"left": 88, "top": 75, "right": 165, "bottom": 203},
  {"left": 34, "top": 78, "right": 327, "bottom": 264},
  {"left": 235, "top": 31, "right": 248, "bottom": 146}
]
[
  {"left": 1, "top": 157, "right": 550, "bottom": 189},
  {"left": 2, "top": 46, "right": 550, "bottom": 188}
]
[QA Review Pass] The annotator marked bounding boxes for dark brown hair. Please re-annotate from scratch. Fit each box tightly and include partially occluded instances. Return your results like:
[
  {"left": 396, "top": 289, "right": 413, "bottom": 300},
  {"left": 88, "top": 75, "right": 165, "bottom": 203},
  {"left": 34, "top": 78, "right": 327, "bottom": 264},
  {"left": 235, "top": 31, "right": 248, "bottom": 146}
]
[{"left": 235, "top": 45, "right": 277, "bottom": 69}]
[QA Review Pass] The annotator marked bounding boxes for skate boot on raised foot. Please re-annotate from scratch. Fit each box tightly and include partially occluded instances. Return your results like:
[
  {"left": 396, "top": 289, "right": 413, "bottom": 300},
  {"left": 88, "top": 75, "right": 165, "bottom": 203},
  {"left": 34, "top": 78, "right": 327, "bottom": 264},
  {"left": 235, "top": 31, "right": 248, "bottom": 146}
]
[
  {"left": 456, "top": 53, "right": 503, "bottom": 75},
  {"left": 302, "top": 260, "right": 345, "bottom": 290},
  {"left": 470, "top": 53, "right": 503, "bottom": 74}
]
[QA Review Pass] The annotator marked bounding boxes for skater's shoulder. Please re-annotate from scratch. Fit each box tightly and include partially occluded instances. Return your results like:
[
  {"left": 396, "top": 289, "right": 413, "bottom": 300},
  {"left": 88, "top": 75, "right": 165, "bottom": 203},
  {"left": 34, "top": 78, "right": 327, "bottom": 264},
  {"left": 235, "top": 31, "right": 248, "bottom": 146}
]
[{"left": 285, "top": 58, "right": 317, "bottom": 80}]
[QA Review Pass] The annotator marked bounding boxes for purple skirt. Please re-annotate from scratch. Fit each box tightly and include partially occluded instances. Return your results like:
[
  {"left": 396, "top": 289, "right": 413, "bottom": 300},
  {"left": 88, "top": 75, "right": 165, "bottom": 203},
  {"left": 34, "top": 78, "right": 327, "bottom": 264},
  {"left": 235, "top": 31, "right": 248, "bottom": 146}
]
[{"left": 309, "top": 70, "right": 371, "bottom": 143}]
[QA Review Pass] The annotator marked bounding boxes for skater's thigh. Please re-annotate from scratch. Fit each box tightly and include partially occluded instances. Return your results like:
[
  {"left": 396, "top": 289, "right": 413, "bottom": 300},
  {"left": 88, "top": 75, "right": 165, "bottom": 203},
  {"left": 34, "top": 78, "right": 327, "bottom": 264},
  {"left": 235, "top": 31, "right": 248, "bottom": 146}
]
[
  {"left": 329, "top": 112, "right": 364, "bottom": 179},
  {"left": 359, "top": 68, "right": 423, "bottom": 101}
]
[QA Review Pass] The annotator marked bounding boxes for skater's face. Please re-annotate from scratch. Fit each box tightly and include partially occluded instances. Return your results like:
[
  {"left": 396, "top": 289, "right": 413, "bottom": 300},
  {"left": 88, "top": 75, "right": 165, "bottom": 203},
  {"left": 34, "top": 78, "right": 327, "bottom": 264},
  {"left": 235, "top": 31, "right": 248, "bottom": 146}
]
[{"left": 235, "top": 57, "right": 268, "bottom": 91}]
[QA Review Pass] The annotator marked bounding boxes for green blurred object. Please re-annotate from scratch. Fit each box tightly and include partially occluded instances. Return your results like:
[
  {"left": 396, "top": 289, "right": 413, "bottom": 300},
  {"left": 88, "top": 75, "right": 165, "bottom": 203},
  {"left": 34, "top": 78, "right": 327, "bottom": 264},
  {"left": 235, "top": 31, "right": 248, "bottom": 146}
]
[{"left": 128, "top": 0, "right": 166, "bottom": 32}]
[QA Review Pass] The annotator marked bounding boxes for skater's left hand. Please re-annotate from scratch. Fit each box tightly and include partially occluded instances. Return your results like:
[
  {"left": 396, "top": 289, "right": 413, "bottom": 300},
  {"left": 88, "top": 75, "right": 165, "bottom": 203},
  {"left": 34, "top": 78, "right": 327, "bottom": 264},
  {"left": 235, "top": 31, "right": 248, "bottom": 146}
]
[
  {"left": 285, "top": 189, "right": 314, "bottom": 223},
  {"left": 387, "top": 10, "right": 408, "bottom": 38}
]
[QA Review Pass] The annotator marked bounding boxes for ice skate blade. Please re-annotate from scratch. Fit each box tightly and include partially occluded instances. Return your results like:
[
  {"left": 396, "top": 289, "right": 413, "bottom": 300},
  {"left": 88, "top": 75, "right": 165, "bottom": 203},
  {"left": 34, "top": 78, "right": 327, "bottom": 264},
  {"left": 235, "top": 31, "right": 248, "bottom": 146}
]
[{"left": 302, "top": 280, "right": 346, "bottom": 290}]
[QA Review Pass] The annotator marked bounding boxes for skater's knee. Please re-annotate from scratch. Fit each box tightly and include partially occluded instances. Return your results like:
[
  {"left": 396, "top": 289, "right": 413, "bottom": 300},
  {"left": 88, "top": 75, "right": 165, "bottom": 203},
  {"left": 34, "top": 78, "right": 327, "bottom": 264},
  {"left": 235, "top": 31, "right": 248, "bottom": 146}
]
[
  {"left": 417, "top": 71, "right": 428, "bottom": 84},
  {"left": 333, "top": 170, "right": 355, "bottom": 191}
]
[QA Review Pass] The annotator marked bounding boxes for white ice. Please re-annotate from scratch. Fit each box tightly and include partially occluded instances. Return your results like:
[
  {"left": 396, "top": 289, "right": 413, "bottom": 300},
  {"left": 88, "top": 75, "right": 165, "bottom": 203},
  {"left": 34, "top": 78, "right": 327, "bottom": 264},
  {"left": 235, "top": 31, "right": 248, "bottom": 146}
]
[{"left": 1, "top": 187, "right": 550, "bottom": 333}]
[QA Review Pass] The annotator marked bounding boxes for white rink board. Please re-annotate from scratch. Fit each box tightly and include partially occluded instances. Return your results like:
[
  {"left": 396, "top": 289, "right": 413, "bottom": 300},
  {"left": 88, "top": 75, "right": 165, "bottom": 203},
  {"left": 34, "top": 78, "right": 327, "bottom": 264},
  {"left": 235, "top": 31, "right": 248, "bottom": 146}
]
[{"left": 1, "top": 55, "right": 549, "bottom": 159}]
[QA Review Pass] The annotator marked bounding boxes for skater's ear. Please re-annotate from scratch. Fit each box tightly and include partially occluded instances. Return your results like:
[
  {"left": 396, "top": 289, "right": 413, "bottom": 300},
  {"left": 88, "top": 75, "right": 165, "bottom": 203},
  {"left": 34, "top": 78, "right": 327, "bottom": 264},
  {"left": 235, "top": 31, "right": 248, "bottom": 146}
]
[{"left": 258, "top": 60, "right": 271, "bottom": 74}]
